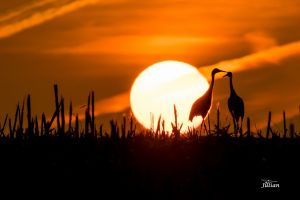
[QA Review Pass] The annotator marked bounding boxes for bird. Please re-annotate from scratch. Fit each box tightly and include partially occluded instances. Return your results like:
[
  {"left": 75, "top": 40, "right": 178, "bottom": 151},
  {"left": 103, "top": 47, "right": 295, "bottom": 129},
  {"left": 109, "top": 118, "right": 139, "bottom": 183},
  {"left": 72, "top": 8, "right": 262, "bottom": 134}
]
[
  {"left": 189, "top": 68, "right": 226, "bottom": 125},
  {"left": 223, "top": 72, "right": 244, "bottom": 135}
]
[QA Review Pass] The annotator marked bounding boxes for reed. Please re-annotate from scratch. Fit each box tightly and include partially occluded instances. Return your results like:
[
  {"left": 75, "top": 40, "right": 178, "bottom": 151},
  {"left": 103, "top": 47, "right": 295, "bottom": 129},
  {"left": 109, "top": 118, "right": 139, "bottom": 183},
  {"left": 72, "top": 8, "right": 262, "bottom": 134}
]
[
  {"left": 290, "top": 124, "right": 295, "bottom": 138},
  {"left": 266, "top": 111, "right": 272, "bottom": 139},
  {"left": 61, "top": 97, "right": 65, "bottom": 135},
  {"left": 41, "top": 113, "right": 46, "bottom": 136},
  {"left": 121, "top": 116, "right": 126, "bottom": 139},
  {"left": 283, "top": 111, "right": 287, "bottom": 138},
  {"left": 54, "top": 84, "right": 60, "bottom": 131},
  {"left": 35, "top": 116, "right": 39, "bottom": 136},
  {"left": 69, "top": 101, "right": 72, "bottom": 133},
  {"left": 155, "top": 115, "right": 162, "bottom": 139},
  {"left": 91, "top": 91, "right": 95, "bottom": 136},
  {"left": 12, "top": 103, "right": 20, "bottom": 137},
  {"left": 75, "top": 114, "right": 79, "bottom": 138},
  {"left": 171, "top": 104, "right": 182, "bottom": 139},
  {"left": 19, "top": 99, "right": 25, "bottom": 134},
  {"left": 0, "top": 114, "right": 8, "bottom": 137},
  {"left": 0, "top": 84, "right": 298, "bottom": 140},
  {"left": 246, "top": 117, "right": 251, "bottom": 138}
]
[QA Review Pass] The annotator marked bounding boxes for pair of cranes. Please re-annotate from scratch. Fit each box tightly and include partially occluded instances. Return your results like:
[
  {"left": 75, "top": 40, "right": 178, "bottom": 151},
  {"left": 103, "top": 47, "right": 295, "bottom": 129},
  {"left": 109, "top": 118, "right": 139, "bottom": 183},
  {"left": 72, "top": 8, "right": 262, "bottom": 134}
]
[{"left": 189, "top": 68, "right": 244, "bottom": 135}]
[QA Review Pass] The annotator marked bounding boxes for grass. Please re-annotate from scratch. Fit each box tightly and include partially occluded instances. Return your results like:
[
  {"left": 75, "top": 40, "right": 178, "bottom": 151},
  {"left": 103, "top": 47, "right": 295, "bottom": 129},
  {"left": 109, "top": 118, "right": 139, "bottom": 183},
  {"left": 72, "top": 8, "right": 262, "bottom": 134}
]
[
  {"left": 0, "top": 84, "right": 298, "bottom": 140},
  {"left": 0, "top": 85, "right": 299, "bottom": 198}
]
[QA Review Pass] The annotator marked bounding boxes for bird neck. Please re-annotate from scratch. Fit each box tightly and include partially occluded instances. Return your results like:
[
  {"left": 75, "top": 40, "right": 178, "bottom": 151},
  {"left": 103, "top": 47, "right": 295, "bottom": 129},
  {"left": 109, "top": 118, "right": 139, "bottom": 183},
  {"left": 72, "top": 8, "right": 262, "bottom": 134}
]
[
  {"left": 209, "top": 73, "right": 216, "bottom": 93},
  {"left": 229, "top": 76, "right": 236, "bottom": 95}
]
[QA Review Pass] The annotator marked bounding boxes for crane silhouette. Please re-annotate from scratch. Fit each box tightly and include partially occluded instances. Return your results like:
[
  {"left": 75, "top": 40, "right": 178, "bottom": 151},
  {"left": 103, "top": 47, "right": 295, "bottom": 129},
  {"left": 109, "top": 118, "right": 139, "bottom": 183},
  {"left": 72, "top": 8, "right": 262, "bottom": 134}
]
[
  {"left": 189, "top": 68, "right": 225, "bottom": 133},
  {"left": 223, "top": 72, "right": 244, "bottom": 136}
]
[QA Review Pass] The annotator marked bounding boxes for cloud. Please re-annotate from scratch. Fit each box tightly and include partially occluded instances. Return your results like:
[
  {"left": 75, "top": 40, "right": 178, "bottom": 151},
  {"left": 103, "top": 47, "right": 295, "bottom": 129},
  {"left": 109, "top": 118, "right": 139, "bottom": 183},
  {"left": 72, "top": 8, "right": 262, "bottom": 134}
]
[
  {"left": 244, "top": 31, "right": 278, "bottom": 52},
  {"left": 0, "top": 0, "right": 123, "bottom": 39},
  {"left": 49, "top": 35, "right": 227, "bottom": 55},
  {"left": 57, "top": 91, "right": 129, "bottom": 126},
  {"left": 74, "top": 91, "right": 130, "bottom": 121},
  {"left": 0, "top": 0, "right": 58, "bottom": 23},
  {"left": 199, "top": 40, "right": 300, "bottom": 79},
  {"left": 94, "top": 92, "right": 130, "bottom": 116}
]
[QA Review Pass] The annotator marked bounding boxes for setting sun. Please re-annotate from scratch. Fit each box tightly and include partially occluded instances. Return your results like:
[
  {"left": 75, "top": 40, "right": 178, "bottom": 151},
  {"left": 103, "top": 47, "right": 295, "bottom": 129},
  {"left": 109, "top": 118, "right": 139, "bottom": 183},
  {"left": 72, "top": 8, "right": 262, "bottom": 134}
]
[{"left": 130, "top": 60, "right": 209, "bottom": 132}]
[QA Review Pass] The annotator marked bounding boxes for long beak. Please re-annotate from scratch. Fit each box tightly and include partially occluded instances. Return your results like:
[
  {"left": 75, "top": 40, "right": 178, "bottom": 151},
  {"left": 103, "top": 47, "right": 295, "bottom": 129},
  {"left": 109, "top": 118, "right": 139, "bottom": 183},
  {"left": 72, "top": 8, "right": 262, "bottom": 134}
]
[{"left": 223, "top": 73, "right": 229, "bottom": 78}]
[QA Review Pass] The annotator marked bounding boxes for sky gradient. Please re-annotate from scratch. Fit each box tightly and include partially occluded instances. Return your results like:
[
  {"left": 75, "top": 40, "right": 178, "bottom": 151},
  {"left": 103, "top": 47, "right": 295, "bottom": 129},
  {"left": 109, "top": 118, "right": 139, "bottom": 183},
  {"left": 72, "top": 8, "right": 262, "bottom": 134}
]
[{"left": 1, "top": 0, "right": 300, "bottom": 131}]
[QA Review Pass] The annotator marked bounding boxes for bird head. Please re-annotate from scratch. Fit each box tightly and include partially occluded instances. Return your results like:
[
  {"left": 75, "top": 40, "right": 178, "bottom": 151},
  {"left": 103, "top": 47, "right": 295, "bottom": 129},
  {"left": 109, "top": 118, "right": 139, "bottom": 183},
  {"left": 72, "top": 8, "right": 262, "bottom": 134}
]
[
  {"left": 211, "top": 68, "right": 226, "bottom": 76},
  {"left": 223, "top": 72, "right": 232, "bottom": 78}
]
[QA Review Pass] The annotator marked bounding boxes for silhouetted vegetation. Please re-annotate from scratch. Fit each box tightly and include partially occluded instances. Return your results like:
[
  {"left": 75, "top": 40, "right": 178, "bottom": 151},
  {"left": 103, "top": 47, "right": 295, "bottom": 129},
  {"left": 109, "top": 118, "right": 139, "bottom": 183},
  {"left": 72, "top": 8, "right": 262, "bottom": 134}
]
[{"left": 0, "top": 85, "right": 299, "bottom": 198}]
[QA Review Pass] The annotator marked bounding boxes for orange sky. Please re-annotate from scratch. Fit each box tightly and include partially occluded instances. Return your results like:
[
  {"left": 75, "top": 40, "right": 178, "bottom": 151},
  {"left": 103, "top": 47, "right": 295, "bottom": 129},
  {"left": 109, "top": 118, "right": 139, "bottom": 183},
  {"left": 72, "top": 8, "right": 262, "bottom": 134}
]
[{"left": 0, "top": 0, "right": 300, "bottom": 131}]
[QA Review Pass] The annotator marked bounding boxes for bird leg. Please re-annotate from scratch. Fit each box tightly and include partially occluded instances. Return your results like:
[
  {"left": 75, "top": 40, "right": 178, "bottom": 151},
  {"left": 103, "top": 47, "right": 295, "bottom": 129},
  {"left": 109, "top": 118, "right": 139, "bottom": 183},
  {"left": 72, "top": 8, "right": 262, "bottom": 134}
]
[
  {"left": 199, "top": 121, "right": 203, "bottom": 137},
  {"left": 236, "top": 119, "right": 239, "bottom": 136},
  {"left": 239, "top": 119, "right": 244, "bottom": 137},
  {"left": 233, "top": 118, "right": 238, "bottom": 137},
  {"left": 203, "top": 122, "right": 209, "bottom": 136}
]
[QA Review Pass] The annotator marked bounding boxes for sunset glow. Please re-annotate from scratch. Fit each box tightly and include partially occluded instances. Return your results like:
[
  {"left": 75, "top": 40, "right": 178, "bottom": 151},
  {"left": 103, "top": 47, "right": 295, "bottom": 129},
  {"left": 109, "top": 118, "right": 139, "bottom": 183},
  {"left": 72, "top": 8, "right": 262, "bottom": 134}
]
[
  {"left": 130, "top": 60, "right": 209, "bottom": 132},
  {"left": 1, "top": 0, "right": 300, "bottom": 129}
]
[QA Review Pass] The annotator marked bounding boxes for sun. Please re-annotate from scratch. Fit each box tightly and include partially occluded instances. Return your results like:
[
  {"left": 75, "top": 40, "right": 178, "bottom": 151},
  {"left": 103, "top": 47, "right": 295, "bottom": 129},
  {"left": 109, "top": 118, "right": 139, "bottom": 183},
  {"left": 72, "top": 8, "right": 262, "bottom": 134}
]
[{"left": 130, "top": 60, "right": 209, "bottom": 133}]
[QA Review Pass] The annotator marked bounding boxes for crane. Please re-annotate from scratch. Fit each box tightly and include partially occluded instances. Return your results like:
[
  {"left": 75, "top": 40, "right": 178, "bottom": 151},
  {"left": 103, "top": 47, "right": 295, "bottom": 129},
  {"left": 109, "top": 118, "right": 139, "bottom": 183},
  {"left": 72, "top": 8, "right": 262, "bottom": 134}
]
[
  {"left": 189, "top": 68, "right": 226, "bottom": 133},
  {"left": 223, "top": 72, "right": 244, "bottom": 136}
]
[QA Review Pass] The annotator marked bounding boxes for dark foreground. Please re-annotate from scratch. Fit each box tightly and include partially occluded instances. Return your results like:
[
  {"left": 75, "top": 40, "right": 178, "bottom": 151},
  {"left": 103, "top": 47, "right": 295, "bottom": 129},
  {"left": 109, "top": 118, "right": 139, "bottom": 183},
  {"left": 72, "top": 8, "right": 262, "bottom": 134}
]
[{"left": 0, "top": 135, "right": 299, "bottom": 199}]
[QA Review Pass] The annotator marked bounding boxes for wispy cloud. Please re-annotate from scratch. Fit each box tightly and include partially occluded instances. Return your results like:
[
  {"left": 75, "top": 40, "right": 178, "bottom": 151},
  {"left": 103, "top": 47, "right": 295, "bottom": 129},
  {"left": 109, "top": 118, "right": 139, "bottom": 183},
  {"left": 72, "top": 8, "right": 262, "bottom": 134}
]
[
  {"left": 75, "top": 92, "right": 130, "bottom": 121},
  {"left": 244, "top": 31, "right": 277, "bottom": 53},
  {"left": 0, "top": 0, "right": 58, "bottom": 23},
  {"left": 94, "top": 92, "right": 130, "bottom": 116},
  {"left": 49, "top": 35, "right": 227, "bottom": 55},
  {"left": 199, "top": 40, "right": 300, "bottom": 79},
  {"left": 0, "top": 0, "right": 123, "bottom": 39}
]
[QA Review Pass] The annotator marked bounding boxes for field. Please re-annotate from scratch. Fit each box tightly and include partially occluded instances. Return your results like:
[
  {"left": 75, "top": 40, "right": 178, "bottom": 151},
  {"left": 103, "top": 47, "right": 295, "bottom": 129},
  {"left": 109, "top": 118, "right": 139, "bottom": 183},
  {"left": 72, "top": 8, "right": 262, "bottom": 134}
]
[{"left": 0, "top": 85, "right": 299, "bottom": 199}]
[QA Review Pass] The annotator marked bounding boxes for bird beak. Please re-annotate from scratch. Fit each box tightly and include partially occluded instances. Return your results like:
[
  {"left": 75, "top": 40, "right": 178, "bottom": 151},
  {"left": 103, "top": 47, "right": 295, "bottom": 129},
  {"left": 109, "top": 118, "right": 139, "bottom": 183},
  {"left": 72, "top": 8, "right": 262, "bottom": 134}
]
[
  {"left": 223, "top": 73, "right": 229, "bottom": 78},
  {"left": 218, "top": 69, "right": 226, "bottom": 73}
]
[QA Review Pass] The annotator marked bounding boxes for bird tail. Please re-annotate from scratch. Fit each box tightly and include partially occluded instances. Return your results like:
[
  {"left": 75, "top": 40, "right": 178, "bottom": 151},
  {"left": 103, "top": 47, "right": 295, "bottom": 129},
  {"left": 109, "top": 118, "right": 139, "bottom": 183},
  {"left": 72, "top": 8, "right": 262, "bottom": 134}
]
[{"left": 189, "top": 113, "right": 193, "bottom": 122}]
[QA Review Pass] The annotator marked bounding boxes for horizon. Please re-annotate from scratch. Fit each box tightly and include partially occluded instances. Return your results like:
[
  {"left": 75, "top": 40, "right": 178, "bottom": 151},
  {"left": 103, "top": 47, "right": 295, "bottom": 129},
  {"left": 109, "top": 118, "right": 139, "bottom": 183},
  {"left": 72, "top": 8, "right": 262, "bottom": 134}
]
[{"left": 1, "top": 0, "right": 300, "bottom": 131}]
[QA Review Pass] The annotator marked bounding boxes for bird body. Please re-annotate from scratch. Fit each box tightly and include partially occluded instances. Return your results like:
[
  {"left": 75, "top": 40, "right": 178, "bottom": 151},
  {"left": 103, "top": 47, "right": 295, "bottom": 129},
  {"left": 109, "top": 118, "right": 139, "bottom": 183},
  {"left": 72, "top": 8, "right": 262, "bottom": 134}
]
[
  {"left": 227, "top": 91, "right": 244, "bottom": 124},
  {"left": 189, "top": 68, "right": 225, "bottom": 122},
  {"left": 224, "top": 72, "right": 244, "bottom": 133},
  {"left": 189, "top": 82, "right": 213, "bottom": 121}
]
